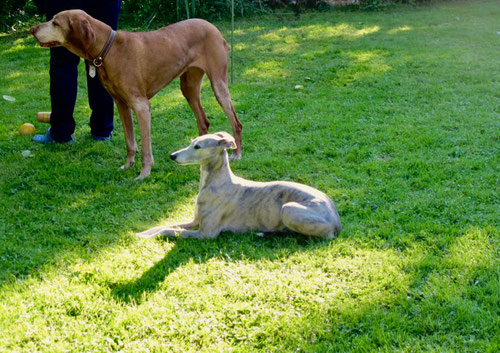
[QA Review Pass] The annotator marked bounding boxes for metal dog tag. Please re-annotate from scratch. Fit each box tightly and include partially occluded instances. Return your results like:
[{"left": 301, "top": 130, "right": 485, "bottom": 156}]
[{"left": 89, "top": 65, "right": 96, "bottom": 78}]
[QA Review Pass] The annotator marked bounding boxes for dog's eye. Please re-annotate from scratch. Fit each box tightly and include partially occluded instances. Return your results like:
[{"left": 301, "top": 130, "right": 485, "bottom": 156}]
[
  {"left": 53, "top": 21, "right": 59, "bottom": 27},
  {"left": 194, "top": 144, "right": 201, "bottom": 149}
]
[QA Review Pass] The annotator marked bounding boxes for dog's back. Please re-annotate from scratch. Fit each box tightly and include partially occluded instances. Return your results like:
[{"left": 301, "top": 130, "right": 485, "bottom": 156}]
[{"left": 197, "top": 175, "right": 341, "bottom": 236}]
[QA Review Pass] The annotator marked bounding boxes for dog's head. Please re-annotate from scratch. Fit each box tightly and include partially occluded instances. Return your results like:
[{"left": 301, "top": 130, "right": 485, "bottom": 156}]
[
  {"left": 30, "top": 10, "right": 96, "bottom": 55},
  {"left": 170, "top": 132, "right": 236, "bottom": 165}
]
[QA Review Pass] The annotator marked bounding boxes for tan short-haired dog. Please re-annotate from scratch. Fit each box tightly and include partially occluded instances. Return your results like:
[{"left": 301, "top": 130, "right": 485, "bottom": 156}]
[
  {"left": 136, "top": 132, "right": 341, "bottom": 239},
  {"left": 31, "top": 10, "right": 242, "bottom": 179}
]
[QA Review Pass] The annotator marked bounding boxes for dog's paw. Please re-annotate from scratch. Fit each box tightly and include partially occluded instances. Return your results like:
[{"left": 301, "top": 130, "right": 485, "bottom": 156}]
[
  {"left": 119, "top": 161, "right": 135, "bottom": 170},
  {"left": 135, "top": 172, "right": 150, "bottom": 180},
  {"left": 135, "top": 231, "right": 157, "bottom": 239}
]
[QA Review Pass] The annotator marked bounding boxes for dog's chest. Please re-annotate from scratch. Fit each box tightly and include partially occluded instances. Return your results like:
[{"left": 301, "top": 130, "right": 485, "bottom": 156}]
[
  {"left": 96, "top": 68, "right": 119, "bottom": 97},
  {"left": 196, "top": 188, "right": 229, "bottom": 213}
]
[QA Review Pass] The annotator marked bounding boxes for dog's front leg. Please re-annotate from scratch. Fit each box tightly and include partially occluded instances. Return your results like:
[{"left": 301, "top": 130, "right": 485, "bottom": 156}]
[
  {"left": 135, "top": 225, "right": 171, "bottom": 239},
  {"left": 171, "top": 219, "right": 199, "bottom": 229},
  {"left": 135, "top": 226, "right": 214, "bottom": 239},
  {"left": 163, "top": 228, "right": 211, "bottom": 239},
  {"left": 116, "top": 100, "right": 138, "bottom": 170},
  {"left": 133, "top": 99, "right": 154, "bottom": 179},
  {"left": 135, "top": 226, "right": 192, "bottom": 239},
  {"left": 135, "top": 216, "right": 199, "bottom": 239}
]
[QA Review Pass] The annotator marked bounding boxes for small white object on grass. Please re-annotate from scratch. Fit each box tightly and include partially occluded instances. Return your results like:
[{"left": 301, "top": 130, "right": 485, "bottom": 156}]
[
  {"left": 294, "top": 85, "right": 304, "bottom": 90},
  {"left": 2, "top": 95, "right": 15, "bottom": 102},
  {"left": 21, "top": 150, "right": 34, "bottom": 157}
]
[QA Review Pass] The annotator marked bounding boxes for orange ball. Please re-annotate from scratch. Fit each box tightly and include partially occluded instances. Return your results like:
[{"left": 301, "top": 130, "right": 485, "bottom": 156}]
[{"left": 19, "top": 123, "right": 36, "bottom": 135}]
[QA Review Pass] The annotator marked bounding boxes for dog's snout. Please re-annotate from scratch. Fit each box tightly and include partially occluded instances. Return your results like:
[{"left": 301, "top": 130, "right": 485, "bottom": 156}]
[
  {"left": 30, "top": 25, "right": 40, "bottom": 35},
  {"left": 170, "top": 153, "right": 177, "bottom": 161}
]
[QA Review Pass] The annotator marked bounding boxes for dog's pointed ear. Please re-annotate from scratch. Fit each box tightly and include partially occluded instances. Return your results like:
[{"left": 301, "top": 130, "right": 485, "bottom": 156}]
[{"left": 215, "top": 131, "right": 237, "bottom": 150}]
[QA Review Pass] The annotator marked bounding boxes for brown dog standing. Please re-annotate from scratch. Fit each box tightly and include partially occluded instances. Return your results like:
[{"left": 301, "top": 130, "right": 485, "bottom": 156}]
[{"left": 31, "top": 10, "right": 242, "bottom": 179}]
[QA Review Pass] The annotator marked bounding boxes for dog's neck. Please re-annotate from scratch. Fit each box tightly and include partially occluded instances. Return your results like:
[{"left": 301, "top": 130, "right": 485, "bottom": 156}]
[
  {"left": 78, "top": 19, "right": 114, "bottom": 62},
  {"left": 199, "top": 150, "right": 234, "bottom": 191},
  {"left": 90, "top": 22, "right": 114, "bottom": 60}
]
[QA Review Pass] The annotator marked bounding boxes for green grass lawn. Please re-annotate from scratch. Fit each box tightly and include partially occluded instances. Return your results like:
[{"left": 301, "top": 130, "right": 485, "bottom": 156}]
[{"left": 0, "top": 0, "right": 498, "bottom": 351}]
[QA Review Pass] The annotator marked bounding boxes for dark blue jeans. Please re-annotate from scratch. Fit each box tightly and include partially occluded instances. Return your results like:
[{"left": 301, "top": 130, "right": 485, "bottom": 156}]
[{"left": 45, "top": 0, "right": 122, "bottom": 142}]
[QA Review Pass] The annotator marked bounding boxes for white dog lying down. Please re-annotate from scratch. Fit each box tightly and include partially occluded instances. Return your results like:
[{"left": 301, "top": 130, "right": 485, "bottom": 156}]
[{"left": 136, "top": 132, "right": 341, "bottom": 239}]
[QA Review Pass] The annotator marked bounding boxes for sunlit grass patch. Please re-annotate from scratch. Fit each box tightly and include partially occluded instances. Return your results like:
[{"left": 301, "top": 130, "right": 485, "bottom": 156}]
[
  {"left": 243, "top": 60, "right": 291, "bottom": 79},
  {"left": 387, "top": 25, "right": 413, "bottom": 34},
  {"left": 259, "top": 23, "right": 381, "bottom": 44},
  {"left": 301, "top": 23, "right": 381, "bottom": 40},
  {"left": 444, "top": 227, "right": 498, "bottom": 275}
]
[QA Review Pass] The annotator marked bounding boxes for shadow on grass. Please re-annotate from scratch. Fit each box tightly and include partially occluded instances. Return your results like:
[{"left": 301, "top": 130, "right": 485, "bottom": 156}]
[
  {"left": 0, "top": 135, "right": 197, "bottom": 282},
  {"left": 109, "top": 226, "right": 497, "bottom": 350},
  {"left": 110, "top": 232, "right": 328, "bottom": 303},
  {"left": 290, "top": 227, "right": 499, "bottom": 351}
]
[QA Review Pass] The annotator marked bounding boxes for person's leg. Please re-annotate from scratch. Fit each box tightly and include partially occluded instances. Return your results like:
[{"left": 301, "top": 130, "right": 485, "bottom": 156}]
[
  {"left": 47, "top": 47, "right": 80, "bottom": 142},
  {"left": 85, "top": 0, "right": 122, "bottom": 139},
  {"left": 33, "top": 0, "right": 83, "bottom": 143}
]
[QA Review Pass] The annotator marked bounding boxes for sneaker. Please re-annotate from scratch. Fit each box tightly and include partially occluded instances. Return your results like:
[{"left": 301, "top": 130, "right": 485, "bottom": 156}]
[
  {"left": 32, "top": 128, "right": 74, "bottom": 144},
  {"left": 91, "top": 132, "right": 112, "bottom": 141}
]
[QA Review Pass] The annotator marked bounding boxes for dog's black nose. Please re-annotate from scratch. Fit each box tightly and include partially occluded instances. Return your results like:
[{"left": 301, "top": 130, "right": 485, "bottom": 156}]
[{"left": 170, "top": 153, "right": 177, "bottom": 161}]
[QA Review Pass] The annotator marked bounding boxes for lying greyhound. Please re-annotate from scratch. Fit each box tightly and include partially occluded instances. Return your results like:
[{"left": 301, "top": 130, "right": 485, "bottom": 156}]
[
  {"left": 30, "top": 10, "right": 242, "bottom": 179},
  {"left": 136, "top": 132, "right": 341, "bottom": 239}
]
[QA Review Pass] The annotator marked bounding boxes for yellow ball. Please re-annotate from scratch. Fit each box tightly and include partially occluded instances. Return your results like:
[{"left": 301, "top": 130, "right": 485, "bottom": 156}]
[{"left": 19, "top": 123, "right": 36, "bottom": 135}]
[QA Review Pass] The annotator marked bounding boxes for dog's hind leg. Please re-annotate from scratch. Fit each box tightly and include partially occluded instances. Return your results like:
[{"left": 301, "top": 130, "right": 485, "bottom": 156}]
[
  {"left": 206, "top": 64, "right": 242, "bottom": 159},
  {"left": 181, "top": 68, "right": 210, "bottom": 135},
  {"left": 281, "top": 202, "right": 338, "bottom": 238}
]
